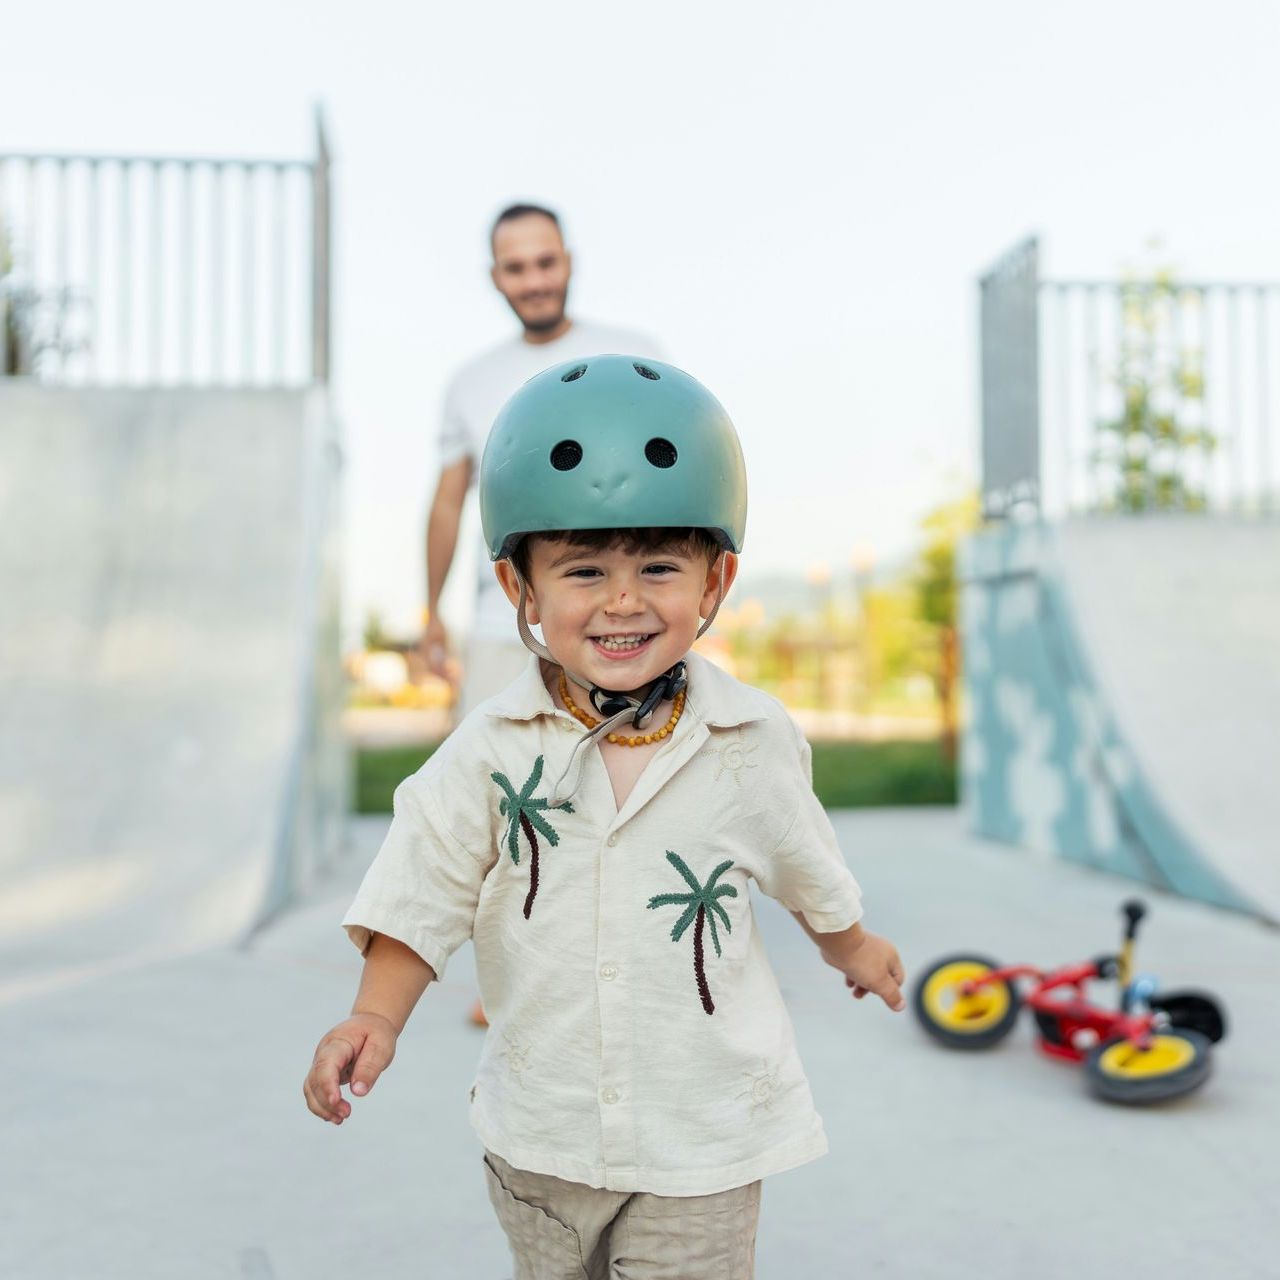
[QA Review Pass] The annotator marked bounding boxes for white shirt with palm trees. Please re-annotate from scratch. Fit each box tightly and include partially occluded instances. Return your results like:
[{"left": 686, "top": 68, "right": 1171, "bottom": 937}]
[{"left": 344, "top": 652, "right": 864, "bottom": 1196}]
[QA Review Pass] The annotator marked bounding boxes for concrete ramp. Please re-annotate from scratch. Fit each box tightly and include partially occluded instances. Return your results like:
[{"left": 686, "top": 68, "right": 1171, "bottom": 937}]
[
  {"left": 962, "top": 516, "right": 1280, "bottom": 921},
  {"left": 0, "top": 385, "right": 346, "bottom": 998}
]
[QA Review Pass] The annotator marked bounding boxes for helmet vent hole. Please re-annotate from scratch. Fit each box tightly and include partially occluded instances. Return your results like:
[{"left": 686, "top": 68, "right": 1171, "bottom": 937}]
[
  {"left": 550, "top": 440, "right": 583, "bottom": 471},
  {"left": 644, "top": 437, "right": 678, "bottom": 469},
  {"left": 633, "top": 363, "right": 661, "bottom": 381},
  {"left": 561, "top": 365, "right": 587, "bottom": 383}
]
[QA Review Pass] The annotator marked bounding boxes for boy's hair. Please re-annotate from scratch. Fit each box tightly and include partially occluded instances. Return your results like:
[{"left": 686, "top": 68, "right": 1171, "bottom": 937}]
[{"left": 511, "top": 527, "right": 722, "bottom": 581}]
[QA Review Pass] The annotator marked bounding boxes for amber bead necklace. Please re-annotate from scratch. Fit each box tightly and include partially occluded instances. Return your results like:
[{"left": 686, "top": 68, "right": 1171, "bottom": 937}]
[{"left": 557, "top": 671, "right": 686, "bottom": 747}]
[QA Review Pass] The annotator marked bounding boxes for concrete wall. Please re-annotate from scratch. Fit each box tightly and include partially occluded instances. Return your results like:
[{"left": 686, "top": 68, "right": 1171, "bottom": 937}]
[
  {"left": 960, "top": 516, "right": 1280, "bottom": 921},
  {"left": 0, "top": 383, "right": 347, "bottom": 995}
]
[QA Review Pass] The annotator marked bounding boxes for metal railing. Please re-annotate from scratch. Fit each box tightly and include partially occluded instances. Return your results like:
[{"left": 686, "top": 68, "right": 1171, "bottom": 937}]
[
  {"left": 0, "top": 109, "right": 330, "bottom": 386},
  {"left": 979, "top": 238, "right": 1041, "bottom": 517},
  {"left": 980, "top": 237, "right": 1279, "bottom": 518}
]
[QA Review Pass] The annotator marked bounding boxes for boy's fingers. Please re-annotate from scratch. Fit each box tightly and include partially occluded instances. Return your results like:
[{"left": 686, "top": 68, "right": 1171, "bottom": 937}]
[
  {"left": 303, "top": 1076, "right": 341, "bottom": 1123},
  {"left": 303, "top": 1062, "right": 337, "bottom": 1118},
  {"left": 312, "top": 1035, "right": 358, "bottom": 1105},
  {"left": 302, "top": 1078, "right": 324, "bottom": 1119},
  {"left": 871, "top": 948, "right": 907, "bottom": 1011},
  {"left": 876, "top": 975, "right": 906, "bottom": 1012},
  {"left": 350, "top": 1034, "right": 395, "bottom": 1096}
]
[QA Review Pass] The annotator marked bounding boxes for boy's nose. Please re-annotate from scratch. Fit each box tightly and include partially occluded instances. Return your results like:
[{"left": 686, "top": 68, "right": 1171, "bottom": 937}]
[{"left": 605, "top": 588, "right": 645, "bottom": 615}]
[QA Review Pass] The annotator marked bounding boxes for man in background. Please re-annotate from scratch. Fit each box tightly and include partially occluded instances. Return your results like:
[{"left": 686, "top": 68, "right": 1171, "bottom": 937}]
[{"left": 423, "top": 203, "right": 661, "bottom": 713}]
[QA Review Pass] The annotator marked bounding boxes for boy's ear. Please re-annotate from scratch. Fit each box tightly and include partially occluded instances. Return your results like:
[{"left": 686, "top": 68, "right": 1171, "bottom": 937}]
[
  {"left": 701, "top": 551, "right": 739, "bottom": 619},
  {"left": 495, "top": 560, "right": 541, "bottom": 625}
]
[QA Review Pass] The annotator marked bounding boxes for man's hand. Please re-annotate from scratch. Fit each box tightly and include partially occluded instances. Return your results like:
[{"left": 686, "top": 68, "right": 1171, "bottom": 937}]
[
  {"left": 821, "top": 929, "right": 906, "bottom": 1013},
  {"left": 422, "top": 614, "right": 451, "bottom": 682},
  {"left": 303, "top": 1013, "right": 398, "bottom": 1125},
  {"left": 423, "top": 456, "right": 471, "bottom": 682}
]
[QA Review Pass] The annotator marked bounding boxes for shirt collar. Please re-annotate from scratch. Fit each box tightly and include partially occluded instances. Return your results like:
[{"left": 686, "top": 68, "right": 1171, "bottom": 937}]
[
  {"left": 482, "top": 655, "right": 560, "bottom": 722},
  {"left": 482, "top": 650, "right": 767, "bottom": 730}
]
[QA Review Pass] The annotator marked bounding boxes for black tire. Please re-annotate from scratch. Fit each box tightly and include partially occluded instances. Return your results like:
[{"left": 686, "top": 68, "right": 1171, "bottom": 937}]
[
  {"left": 1150, "top": 990, "right": 1227, "bottom": 1044},
  {"left": 912, "top": 953, "right": 1022, "bottom": 1050},
  {"left": 1084, "top": 1029, "right": 1213, "bottom": 1104}
]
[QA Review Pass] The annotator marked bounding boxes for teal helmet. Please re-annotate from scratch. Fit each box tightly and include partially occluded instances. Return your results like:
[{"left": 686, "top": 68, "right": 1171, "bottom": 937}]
[{"left": 480, "top": 354, "right": 747, "bottom": 561}]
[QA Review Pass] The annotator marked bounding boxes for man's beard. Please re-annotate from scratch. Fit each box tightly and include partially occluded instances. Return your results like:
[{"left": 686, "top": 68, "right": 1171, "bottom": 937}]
[{"left": 510, "top": 288, "right": 568, "bottom": 334}]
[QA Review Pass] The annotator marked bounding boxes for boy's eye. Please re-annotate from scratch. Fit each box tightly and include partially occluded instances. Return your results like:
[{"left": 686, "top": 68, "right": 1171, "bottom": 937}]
[
  {"left": 643, "top": 563, "right": 678, "bottom": 576},
  {"left": 566, "top": 567, "right": 601, "bottom": 578}
]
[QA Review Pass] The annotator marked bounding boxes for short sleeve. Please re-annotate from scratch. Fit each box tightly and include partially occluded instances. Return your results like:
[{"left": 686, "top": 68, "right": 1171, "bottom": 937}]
[
  {"left": 342, "top": 771, "right": 495, "bottom": 979},
  {"left": 752, "top": 721, "right": 863, "bottom": 932},
  {"left": 436, "top": 378, "right": 473, "bottom": 473}
]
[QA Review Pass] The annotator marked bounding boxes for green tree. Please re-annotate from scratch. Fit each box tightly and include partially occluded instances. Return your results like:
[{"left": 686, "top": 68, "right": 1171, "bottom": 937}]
[
  {"left": 0, "top": 215, "right": 90, "bottom": 376},
  {"left": 362, "top": 609, "right": 391, "bottom": 652},
  {"left": 861, "top": 585, "right": 924, "bottom": 702},
  {"left": 1096, "top": 265, "right": 1216, "bottom": 512},
  {"left": 914, "top": 492, "right": 980, "bottom": 759},
  {"left": 491, "top": 755, "right": 574, "bottom": 919},
  {"left": 1, "top": 217, "right": 22, "bottom": 375},
  {"left": 647, "top": 851, "right": 737, "bottom": 1014}
]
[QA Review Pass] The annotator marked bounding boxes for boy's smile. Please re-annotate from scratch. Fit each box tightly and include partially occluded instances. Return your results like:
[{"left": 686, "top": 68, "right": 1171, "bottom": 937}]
[
  {"left": 497, "top": 536, "right": 738, "bottom": 698},
  {"left": 590, "top": 631, "right": 657, "bottom": 659}
]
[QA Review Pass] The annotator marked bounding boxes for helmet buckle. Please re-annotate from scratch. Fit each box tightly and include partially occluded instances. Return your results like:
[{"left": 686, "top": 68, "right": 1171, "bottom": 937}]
[{"left": 590, "top": 660, "right": 688, "bottom": 730}]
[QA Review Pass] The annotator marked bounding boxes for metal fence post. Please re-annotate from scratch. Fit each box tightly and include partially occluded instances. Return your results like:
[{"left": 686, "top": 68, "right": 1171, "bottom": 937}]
[
  {"left": 310, "top": 107, "right": 331, "bottom": 386},
  {"left": 979, "top": 236, "right": 1041, "bottom": 518}
]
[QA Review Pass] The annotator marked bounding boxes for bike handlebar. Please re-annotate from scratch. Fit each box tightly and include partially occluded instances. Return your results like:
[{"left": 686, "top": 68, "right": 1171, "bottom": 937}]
[{"left": 1122, "top": 899, "right": 1147, "bottom": 942}]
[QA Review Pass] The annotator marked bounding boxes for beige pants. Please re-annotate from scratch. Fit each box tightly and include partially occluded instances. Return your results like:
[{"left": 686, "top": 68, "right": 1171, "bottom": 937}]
[{"left": 483, "top": 1152, "right": 761, "bottom": 1280}]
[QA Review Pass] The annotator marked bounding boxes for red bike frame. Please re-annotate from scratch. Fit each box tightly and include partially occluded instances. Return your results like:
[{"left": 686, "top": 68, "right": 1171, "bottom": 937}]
[{"left": 960, "top": 961, "right": 1156, "bottom": 1062}]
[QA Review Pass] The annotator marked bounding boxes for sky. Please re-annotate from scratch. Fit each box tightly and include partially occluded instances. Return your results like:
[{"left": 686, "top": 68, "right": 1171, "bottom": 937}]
[{"left": 5, "top": 0, "right": 1279, "bottom": 638}]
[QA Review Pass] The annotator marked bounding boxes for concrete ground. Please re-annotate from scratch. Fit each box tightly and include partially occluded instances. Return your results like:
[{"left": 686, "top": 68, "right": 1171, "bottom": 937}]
[{"left": 8, "top": 809, "right": 1278, "bottom": 1279}]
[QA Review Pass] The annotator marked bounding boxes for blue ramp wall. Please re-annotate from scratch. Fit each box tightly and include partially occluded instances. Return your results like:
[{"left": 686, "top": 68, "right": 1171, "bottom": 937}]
[{"left": 960, "top": 520, "right": 1259, "bottom": 917}]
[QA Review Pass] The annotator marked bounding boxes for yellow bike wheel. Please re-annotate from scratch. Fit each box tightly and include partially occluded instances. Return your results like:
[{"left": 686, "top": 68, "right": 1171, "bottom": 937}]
[
  {"left": 912, "top": 954, "right": 1021, "bottom": 1050},
  {"left": 1085, "top": 1029, "right": 1213, "bottom": 1104}
]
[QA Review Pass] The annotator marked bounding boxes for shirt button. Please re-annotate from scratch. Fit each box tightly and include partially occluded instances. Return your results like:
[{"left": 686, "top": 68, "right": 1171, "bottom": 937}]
[
  {"left": 606, "top": 833, "right": 619, "bottom": 847},
  {"left": 599, "top": 963, "right": 619, "bottom": 981},
  {"left": 560, "top": 718, "right": 576, "bottom": 732},
  {"left": 600, "top": 1087, "right": 620, "bottom": 1105}
]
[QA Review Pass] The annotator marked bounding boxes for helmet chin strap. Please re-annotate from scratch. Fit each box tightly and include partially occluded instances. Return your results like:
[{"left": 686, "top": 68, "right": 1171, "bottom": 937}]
[{"left": 512, "top": 555, "right": 728, "bottom": 804}]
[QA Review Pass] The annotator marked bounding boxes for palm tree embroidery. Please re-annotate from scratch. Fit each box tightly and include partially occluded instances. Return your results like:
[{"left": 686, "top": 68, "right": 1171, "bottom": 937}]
[
  {"left": 647, "top": 851, "right": 738, "bottom": 1015},
  {"left": 490, "top": 755, "right": 574, "bottom": 919}
]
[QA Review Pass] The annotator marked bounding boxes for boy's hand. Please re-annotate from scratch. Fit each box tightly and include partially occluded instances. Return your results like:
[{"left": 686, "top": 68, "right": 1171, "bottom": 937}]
[
  {"left": 822, "top": 929, "right": 906, "bottom": 1012},
  {"left": 303, "top": 1013, "right": 398, "bottom": 1125}
]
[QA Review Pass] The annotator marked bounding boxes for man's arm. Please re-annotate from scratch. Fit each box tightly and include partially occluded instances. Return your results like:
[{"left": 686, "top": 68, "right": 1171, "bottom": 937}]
[{"left": 423, "top": 456, "right": 473, "bottom": 678}]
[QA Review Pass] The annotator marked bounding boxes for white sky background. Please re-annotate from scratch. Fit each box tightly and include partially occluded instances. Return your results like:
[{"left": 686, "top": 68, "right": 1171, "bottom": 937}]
[{"left": 5, "top": 0, "right": 1278, "bottom": 639}]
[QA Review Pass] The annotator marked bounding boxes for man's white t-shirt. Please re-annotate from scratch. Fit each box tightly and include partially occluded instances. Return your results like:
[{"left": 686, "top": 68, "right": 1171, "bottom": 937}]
[{"left": 438, "top": 321, "right": 663, "bottom": 641}]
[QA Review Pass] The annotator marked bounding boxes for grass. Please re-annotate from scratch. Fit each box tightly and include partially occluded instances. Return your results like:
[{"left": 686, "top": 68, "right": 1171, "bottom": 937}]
[
  {"left": 356, "top": 744, "right": 441, "bottom": 814},
  {"left": 355, "top": 739, "right": 955, "bottom": 814},
  {"left": 807, "top": 739, "right": 956, "bottom": 808}
]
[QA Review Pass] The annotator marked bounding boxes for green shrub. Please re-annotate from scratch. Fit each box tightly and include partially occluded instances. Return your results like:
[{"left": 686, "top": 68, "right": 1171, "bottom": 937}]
[{"left": 355, "top": 739, "right": 955, "bottom": 815}]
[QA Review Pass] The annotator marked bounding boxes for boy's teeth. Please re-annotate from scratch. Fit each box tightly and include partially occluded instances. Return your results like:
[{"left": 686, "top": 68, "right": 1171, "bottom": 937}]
[{"left": 596, "top": 635, "right": 649, "bottom": 651}]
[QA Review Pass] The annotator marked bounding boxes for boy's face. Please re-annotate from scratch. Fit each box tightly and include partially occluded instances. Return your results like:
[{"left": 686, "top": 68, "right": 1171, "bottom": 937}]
[{"left": 497, "top": 537, "right": 739, "bottom": 695}]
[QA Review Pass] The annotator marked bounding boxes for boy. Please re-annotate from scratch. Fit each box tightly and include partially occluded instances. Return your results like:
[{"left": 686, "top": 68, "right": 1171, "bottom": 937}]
[{"left": 303, "top": 356, "right": 905, "bottom": 1278}]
